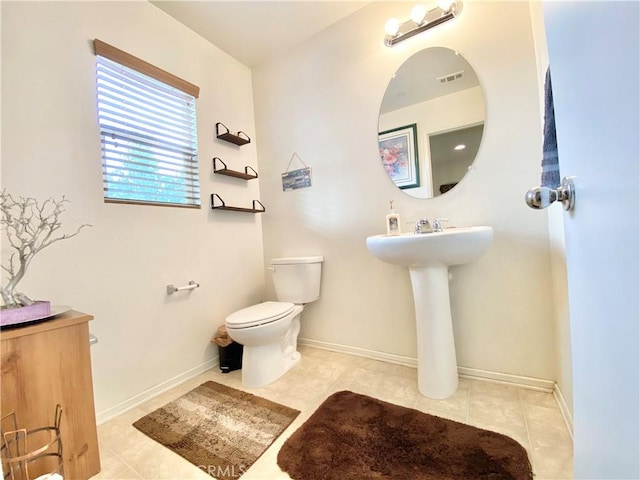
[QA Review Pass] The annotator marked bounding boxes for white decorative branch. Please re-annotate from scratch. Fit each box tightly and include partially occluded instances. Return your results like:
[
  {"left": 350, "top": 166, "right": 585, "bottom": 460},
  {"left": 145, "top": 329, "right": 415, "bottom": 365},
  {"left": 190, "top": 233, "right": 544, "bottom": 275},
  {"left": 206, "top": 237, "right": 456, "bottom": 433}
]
[{"left": 0, "top": 190, "right": 91, "bottom": 307}]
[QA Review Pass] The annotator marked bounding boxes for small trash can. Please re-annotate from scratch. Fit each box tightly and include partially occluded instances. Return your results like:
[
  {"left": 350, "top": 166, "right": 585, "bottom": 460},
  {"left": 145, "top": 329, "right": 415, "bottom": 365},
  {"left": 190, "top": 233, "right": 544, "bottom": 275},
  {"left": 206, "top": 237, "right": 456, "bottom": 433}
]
[
  {"left": 218, "top": 341, "right": 243, "bottom": 373},
  {"left": 212, "top": 324, "right": 243, "bottom": 373}
]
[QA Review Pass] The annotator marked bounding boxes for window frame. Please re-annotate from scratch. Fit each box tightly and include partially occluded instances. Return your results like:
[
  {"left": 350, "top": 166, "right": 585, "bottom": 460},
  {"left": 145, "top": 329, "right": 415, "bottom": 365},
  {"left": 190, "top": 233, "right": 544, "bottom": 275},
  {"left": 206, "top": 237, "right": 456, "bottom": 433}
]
[{"left": 93, "top": 39, "right": 201, "bottom": 209}]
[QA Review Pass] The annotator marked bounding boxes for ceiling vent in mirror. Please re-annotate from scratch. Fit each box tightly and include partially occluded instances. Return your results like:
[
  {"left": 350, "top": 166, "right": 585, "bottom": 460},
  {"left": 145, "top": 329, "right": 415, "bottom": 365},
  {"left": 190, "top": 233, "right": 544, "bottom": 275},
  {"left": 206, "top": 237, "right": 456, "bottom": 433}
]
[{"left": 438, "top": 70, "right": 464, "bottom": 85}]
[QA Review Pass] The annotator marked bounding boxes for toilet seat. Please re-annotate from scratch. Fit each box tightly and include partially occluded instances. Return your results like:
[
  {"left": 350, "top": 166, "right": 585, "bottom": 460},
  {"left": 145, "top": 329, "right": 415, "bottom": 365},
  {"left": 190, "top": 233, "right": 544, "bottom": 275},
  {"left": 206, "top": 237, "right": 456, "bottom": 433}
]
[{"left": 226, "top": 301, "right": 295, "bottom": 329}]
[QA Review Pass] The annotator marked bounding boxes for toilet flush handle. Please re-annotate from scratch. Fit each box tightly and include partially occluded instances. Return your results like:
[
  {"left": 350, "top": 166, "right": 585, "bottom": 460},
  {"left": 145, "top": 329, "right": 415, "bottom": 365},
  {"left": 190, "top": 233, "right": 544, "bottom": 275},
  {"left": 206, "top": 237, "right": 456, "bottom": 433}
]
[{"left": 266, "top": 266, "right": 276, "bottom": 272}]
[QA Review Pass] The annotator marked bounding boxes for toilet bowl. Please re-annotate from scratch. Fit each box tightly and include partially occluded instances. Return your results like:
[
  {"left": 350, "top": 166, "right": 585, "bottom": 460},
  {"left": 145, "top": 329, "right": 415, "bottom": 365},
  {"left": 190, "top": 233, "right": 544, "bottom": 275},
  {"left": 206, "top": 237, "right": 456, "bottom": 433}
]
[
  {"left": 224, "top": 256, "right": 323, "bottom": 388},
  {"left": 226, "top": 301, "right": 303, "bottom": 387}
]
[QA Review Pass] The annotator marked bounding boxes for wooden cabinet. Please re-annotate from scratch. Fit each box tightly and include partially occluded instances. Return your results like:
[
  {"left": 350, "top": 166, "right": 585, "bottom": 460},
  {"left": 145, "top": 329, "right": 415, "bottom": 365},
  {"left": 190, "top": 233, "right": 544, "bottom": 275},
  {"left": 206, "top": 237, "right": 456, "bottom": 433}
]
[{"left": 1, "top": 311, "right": 100, "bottom": 479}]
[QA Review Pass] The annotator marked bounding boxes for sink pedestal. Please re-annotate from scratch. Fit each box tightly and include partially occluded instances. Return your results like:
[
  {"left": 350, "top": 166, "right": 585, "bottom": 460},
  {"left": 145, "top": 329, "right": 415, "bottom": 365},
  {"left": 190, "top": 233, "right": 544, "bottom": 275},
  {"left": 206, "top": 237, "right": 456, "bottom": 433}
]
[
  {"left": 365, "top": 226, "right": 494, "bottom": 401},
  {"left": 410, "top": 266, "right": 458, "bottom": 399}
]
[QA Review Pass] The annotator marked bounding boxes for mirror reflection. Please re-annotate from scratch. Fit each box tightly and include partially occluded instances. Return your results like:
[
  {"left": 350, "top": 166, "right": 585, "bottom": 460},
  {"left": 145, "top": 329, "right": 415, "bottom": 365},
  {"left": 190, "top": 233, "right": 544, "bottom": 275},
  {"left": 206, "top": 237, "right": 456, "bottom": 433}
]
[{"left": 378, "top": 47, "right": 485, "bottom": 198}]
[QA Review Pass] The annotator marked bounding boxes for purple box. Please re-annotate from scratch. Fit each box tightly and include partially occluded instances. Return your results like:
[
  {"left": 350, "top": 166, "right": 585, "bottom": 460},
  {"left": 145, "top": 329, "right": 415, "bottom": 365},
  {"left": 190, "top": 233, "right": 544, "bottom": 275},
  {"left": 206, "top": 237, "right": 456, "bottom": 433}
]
[{"left": 0, "top": 301, "right": 51, "bottom": 328}]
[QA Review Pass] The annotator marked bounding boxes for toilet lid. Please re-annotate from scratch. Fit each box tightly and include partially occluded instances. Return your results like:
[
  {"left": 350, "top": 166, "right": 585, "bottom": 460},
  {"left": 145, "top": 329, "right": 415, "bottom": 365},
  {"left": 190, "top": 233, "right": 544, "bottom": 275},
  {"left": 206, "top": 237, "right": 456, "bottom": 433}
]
[{"left": 226, "top": 301, "right": 295, "bottom": 328}]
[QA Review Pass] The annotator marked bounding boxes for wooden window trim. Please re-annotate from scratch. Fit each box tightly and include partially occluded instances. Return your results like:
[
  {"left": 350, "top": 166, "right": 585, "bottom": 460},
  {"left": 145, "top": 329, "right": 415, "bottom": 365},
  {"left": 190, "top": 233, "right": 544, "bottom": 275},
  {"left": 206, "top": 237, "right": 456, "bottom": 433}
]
[{"left": 93, "top": 39, "right": 199, "bottom": 98}]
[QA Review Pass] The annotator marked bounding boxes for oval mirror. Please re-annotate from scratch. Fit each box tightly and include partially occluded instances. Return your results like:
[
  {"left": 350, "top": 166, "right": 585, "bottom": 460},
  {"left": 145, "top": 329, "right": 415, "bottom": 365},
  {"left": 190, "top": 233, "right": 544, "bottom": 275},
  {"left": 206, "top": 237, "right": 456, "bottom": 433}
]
[{"left": 378, "top": 47, "right": 485, "bottom": 198}]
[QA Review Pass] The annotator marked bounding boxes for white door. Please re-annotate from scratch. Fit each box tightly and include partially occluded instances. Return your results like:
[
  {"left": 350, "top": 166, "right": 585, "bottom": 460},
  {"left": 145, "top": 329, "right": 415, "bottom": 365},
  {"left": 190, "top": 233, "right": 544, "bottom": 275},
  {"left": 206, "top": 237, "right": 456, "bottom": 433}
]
[{"left": 543, "top": 2, "right": 639, "bottom": 478}]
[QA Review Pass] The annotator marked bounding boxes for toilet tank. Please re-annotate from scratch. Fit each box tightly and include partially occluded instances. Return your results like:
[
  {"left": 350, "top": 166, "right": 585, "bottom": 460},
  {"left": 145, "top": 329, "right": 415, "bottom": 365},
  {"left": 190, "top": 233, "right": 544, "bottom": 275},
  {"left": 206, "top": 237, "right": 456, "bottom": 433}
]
[{"left": 270, "top": 256, "right": 323, "bottom": 304}]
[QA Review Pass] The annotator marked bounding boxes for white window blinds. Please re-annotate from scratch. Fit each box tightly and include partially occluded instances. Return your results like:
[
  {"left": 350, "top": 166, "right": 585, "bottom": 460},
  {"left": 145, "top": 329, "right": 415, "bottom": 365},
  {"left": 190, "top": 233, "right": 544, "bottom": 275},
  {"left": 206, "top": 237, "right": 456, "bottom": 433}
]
[{"left": 95, "top": 52, "right": 200, "bottom": 208}]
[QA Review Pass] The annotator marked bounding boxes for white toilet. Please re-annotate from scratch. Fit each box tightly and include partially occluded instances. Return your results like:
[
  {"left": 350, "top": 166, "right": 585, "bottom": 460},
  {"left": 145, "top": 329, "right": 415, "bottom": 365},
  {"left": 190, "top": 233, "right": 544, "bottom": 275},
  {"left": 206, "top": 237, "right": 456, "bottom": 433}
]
[{"left": 225, "top": 256, "right": 323, "bottom": 388}]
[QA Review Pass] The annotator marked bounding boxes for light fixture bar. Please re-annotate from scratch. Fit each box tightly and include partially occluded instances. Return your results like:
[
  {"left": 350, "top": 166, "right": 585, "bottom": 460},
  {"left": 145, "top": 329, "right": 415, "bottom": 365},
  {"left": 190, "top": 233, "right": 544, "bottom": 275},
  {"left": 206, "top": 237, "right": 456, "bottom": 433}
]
[{"left": 384, "top": 2, "right": 463, "bottom": 47}]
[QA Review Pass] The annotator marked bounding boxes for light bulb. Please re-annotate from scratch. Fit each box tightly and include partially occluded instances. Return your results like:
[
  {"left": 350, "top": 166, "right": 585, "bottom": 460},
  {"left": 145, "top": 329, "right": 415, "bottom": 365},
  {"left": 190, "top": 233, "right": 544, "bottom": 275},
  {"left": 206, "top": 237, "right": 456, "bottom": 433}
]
[
  {"left": 438, "top": 0, "right": 455, "bottom": 12},
  {"left": 385, "top": 18, "right": 400, "bottom": 36},
  {"left": 410, "top": 4, "right": 427, "bottom": 24}
]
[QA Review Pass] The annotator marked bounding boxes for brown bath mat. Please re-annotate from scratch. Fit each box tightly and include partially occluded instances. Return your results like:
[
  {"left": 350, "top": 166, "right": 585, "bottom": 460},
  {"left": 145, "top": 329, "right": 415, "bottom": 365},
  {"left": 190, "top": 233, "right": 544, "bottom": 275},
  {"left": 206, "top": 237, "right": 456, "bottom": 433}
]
[
  {"left": 133, "top": 381, "right": 299, "bottom": 479},
  {"left": 278, "top": 390, "right": 533, "bottom": 480}
]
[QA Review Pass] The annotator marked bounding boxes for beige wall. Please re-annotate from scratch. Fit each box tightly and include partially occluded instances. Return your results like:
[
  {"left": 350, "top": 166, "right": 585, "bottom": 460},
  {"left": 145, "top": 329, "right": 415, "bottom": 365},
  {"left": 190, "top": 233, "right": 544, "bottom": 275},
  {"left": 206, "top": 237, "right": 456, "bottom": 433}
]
[
  {"left": 1, "top": 1, "right": 265, "bottom": 419},
  {"left": 253, "top": 1, "right": 558, "bottom": 381},
  {"left": 1, "top": 0, "right": 571, "bottom": 420}
]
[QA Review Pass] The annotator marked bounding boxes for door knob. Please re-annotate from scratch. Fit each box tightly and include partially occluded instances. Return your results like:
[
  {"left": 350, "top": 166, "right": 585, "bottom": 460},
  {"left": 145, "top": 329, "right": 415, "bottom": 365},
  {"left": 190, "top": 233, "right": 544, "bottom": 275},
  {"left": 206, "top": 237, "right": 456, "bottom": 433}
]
[{"left": 525, "top": 176, "right": 575, "bottom": 211}]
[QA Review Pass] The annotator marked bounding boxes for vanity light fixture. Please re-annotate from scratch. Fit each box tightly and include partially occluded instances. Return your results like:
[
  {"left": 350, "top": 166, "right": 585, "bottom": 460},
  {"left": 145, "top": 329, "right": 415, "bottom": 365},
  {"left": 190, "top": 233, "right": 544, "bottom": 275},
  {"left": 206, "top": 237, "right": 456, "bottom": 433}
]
[
  {"left": 384, "top": 18, "right": 400, "bottom": 37},
  {"left": 410, "top": 4, "right": 428, "bottom": 24},
  {"left": 384, "top": 1, "right": 463, "bottom": 47}
]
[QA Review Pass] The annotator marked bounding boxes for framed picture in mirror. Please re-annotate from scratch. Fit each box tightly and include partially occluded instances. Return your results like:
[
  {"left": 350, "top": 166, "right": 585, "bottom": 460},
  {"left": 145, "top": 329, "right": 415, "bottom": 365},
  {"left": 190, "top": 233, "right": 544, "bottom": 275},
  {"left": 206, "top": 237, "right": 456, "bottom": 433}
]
[{"left": 378, "top": 123, "right": 420, "bottom": 189}]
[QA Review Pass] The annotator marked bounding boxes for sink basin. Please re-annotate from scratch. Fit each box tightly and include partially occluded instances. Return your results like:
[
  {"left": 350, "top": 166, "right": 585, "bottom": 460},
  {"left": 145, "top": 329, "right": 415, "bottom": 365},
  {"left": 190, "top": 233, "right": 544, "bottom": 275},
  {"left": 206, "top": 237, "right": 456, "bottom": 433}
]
[
  {"left": 366, "top": 226, "right": 493, "bottom": 399},
  {"left": 366, "top": 226, "right": 493, "bottom": 267}
]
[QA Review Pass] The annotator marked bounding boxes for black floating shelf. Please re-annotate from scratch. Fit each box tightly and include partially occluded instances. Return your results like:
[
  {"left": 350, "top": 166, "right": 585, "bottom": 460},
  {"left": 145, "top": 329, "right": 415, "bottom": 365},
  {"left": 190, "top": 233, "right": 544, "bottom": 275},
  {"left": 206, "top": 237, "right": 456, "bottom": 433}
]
[
  {"left": 216, "top": 122, "right": 251, "bottom": 146},
  {"left": 212, "top": 157, "right": 258, "bottom": 180},
  {"left": 211, "top": 194, "right": 265, "bottom": 213}
]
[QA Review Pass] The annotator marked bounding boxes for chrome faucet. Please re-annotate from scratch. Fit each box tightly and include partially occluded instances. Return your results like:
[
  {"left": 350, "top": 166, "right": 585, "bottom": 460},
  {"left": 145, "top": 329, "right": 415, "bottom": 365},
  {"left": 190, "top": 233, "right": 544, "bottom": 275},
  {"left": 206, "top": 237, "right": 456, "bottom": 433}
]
[
  {"left": 432, "top": 218, "right": 449, "bottom": 232},
  {"left": 414, "top": 218, "right": 433, "bottom": 234}
]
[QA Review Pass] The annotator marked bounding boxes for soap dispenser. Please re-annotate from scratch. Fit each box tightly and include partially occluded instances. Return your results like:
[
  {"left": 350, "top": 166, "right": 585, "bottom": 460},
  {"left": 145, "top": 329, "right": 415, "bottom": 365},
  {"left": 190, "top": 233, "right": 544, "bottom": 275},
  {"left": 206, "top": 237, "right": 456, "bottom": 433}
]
[{"left": 386, "top": 201, "right": 401, "bottom": 235}]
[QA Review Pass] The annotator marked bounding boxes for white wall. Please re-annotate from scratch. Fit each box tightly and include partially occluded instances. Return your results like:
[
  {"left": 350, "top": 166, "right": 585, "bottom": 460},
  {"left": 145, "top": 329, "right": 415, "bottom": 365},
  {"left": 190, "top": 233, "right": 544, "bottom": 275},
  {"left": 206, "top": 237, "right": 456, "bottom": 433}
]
[
  {"left": 1, "top": 1, "right": 265, "bottom": 419},
  {"left": 253, "top": 1, "right": 558, "bottom": 381}
]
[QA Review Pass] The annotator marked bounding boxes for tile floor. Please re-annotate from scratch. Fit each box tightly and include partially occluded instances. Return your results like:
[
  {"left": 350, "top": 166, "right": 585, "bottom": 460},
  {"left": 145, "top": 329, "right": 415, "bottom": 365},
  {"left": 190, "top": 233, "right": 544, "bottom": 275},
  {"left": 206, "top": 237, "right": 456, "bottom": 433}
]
[{"left": 93, "top": 346, "right": 573, "bottom": 480}]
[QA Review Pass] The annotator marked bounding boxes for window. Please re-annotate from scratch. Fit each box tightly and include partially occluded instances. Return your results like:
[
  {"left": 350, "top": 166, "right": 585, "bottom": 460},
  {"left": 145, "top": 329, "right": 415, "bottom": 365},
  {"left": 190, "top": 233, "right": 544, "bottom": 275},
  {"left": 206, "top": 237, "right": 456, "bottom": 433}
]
[{"left": 93, "top": 40, "right": 201, "bottom": 208}]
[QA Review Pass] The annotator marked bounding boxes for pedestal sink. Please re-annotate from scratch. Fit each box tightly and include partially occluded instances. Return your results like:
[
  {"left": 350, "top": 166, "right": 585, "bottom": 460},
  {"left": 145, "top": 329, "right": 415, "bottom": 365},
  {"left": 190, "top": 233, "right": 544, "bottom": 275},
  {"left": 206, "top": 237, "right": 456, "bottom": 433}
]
[{"left": 366, "top": 226, "right": 493, "bottom": 399}]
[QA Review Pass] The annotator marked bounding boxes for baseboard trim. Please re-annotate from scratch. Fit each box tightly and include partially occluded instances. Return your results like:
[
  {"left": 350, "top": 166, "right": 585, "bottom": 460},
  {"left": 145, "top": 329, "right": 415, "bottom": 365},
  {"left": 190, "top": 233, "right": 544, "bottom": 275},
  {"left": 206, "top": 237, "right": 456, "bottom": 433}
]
[
  {"left": 299, "top": 338, "right": 418, "bottom": 367},
  {"left": 95, "top": 357, "right": 218, "bottom": 425},
  {"left": 553, "top": 383, "right": 574, "bottom": 439},
  {"left": 96, "top": 342, "right": 570, "bottom": 429},
  {"left": 299, "top": 338, "right": 555, "bottom": 392},
  {"left": 457, "top": 366, "right": 555, "bottom": 392}
]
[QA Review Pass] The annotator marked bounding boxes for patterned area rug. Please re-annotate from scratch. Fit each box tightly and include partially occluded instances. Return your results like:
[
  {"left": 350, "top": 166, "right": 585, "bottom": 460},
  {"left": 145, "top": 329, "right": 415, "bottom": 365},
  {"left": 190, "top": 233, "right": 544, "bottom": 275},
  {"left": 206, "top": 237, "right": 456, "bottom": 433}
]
[
  {"left": 133, "top": 381, "right": 299, "bottom": 480},
  {"left": 278, "top": 390, "right": 533, "bottom": 480}
]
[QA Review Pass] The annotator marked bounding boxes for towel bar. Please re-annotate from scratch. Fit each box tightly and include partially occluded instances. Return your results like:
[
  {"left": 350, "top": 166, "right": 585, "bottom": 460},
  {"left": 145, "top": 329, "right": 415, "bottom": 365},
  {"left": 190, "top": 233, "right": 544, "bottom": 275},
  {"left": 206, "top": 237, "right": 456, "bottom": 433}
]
[{"left": 166, "top": 281, "right": 200, "bottom": 295}]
